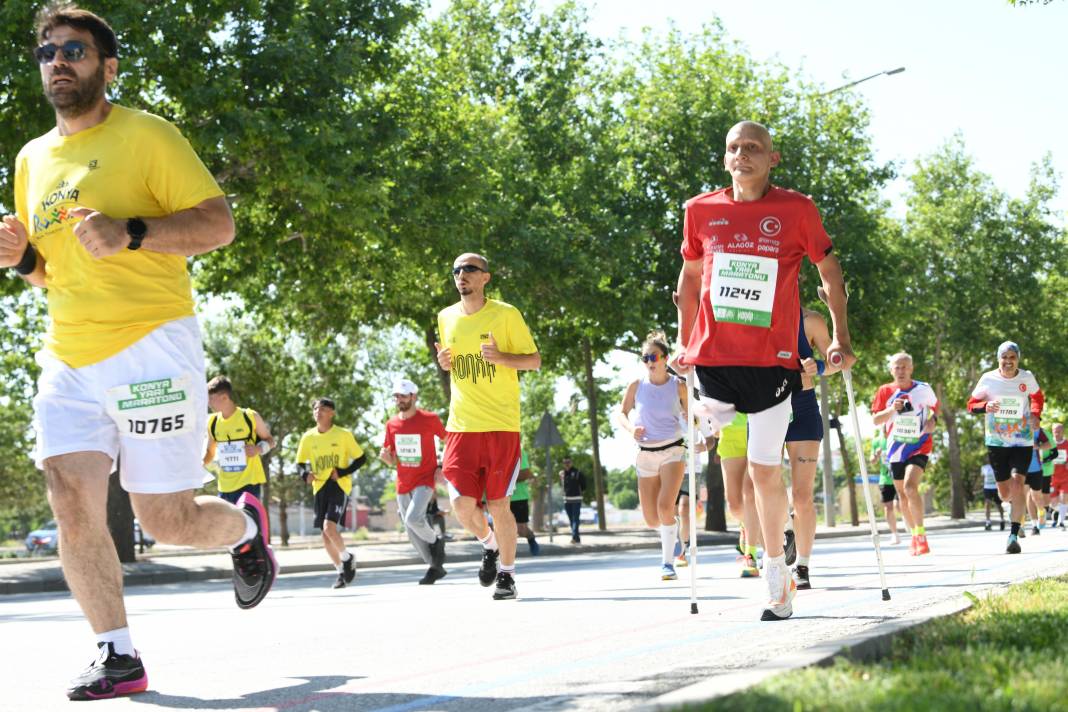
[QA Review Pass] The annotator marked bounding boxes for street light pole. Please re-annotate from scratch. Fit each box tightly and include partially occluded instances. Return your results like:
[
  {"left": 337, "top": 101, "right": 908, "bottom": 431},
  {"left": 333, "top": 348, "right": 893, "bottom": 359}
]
[{"left": 820, "top": 66, "right": 904, "bottom": 96}]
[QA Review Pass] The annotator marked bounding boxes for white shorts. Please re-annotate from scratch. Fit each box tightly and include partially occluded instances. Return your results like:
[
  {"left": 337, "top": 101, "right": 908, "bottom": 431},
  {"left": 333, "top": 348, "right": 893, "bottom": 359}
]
[
  {"left": 33, "top": 317, "right": 208, "bottom": 494},
  {"left": 693, "top": 394, "right": 791, "bottom": 466},
  {"left": 636, "top": 440, "right": 686, "bottom": 478}
]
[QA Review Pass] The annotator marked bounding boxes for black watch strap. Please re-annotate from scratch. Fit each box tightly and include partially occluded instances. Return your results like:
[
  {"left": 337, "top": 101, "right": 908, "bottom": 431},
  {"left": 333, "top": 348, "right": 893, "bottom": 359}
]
[{"left": 126, "top": 218, "right": 147, "bottom": 251}]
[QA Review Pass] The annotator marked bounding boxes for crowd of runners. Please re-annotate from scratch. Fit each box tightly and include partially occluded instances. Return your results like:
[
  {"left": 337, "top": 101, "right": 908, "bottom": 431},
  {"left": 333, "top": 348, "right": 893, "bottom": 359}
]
[{"left": 1, "top": 4, "right": 1062, "bottom": 702}]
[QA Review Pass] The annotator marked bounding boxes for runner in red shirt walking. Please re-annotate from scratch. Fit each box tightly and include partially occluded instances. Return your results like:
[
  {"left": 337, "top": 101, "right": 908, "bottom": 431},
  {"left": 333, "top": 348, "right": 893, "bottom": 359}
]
[{"left": 674, "top": 121, "right": 854, "bottom": 620}]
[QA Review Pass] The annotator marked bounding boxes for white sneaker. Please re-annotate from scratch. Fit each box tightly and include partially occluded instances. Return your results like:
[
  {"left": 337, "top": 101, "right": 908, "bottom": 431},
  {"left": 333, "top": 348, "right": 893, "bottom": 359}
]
[
  {"left": 760, "top": 561, "right": 796, "bottom": 621},
  {"left": 890, "top": 533, "right": 901, "bottom": 545}
]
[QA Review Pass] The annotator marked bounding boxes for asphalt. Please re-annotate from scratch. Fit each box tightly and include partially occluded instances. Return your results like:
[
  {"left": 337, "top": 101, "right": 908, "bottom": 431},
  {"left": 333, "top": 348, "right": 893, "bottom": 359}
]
[{"left": 0, "top": 514, "right": 981, "bottom": 595}]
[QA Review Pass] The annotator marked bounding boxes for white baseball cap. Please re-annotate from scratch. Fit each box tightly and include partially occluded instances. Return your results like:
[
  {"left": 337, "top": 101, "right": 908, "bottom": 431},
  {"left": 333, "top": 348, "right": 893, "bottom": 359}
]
[{"left": 392, "top": 378, "right": 419, "bottom": 396}]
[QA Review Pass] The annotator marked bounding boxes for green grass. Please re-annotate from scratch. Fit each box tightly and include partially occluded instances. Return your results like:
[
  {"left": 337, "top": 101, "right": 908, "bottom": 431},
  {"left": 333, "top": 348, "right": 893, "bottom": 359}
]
[{"left": 697, "top": 575, "right": 1068, "bottom": 712}]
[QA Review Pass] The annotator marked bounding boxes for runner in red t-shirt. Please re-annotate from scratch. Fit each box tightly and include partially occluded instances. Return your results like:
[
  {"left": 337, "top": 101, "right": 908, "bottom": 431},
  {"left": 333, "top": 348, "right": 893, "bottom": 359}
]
[
  {"left": 673, "top": 121, "right": 855, "bottom": 621},
  {"left": 1050, "top": 423, "right": 1068, "bottom": 528},
  {"left": 380, "top": 378, "right": 449, "bottom": 585}
]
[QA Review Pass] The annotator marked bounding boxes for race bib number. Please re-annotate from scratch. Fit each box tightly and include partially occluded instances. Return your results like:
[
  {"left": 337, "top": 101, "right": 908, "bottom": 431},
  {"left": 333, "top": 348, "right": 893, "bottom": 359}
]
[
  {"left": 892, "top": 414, "right": 921, "bottom": 444},
  {"left": 217, "top": 441, "right": 248, "bottom": 472},
  {"left": 709, "top": 253, "right": 778, "bottom": 327},
  {"left": 105, "top": 375, "right": 196, "bottom": 440},
  {"left": 395, "top": 434, "right": 422, "bottom": 466},
  {"left": 1056, "top": 449, "right": 1067, "bottom": 465},
  {"left": 995, "top": 395, "right": 1025, "bottom": 422}
]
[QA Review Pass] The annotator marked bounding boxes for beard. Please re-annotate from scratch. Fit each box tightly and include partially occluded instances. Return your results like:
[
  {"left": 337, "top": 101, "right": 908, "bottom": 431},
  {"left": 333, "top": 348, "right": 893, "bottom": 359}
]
[{"left": 44, "top": 61, "right": 106, "bottom": 118}]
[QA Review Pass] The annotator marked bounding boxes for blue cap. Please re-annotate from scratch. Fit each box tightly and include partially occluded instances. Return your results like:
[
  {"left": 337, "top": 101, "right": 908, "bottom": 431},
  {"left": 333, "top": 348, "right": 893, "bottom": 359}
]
[{"left": 997, "top": 341, "right": 1020, "bottom": 359}]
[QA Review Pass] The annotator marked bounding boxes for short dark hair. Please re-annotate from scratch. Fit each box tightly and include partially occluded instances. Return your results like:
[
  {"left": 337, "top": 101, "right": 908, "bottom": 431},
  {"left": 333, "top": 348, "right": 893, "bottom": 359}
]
[
  {"left": 35, "top": 3, "right": 119, "bottom": 58},
  {"left": 313, "top": 397, "right": 336, "bottom": 410},
  {"left": 206, "top": 376, "right": 233, "bottom": 398}
]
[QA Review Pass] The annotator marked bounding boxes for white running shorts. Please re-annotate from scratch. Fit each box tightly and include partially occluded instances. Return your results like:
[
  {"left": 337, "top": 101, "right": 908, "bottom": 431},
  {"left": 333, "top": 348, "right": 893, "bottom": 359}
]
[
  {"left": 33, "top": 316, "right": 209, "bottom": 494},
  {"left": 636, "top": 441, "right": 687, "bottom": 478}
]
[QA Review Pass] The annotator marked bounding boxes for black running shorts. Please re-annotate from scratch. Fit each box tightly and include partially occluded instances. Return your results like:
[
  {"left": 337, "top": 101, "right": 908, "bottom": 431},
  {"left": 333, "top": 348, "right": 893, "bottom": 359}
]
[
  {"left": 314, "top": 478, "right": 348, "bottom": 529},
  {"left": 694, "top": 365, "right": 801, "bottom": 414},
  {"left": 987, "top": 446, "right": 1034, "bottom": 483},
  {"left": 890, "top": 455, "right": 929, "bottom": 480}
]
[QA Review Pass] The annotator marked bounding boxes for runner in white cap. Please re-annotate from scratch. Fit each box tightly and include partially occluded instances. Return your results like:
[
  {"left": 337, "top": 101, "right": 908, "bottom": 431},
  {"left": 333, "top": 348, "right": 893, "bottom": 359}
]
[
  {"left": 968, "top": 341, "right": 1044, "bottom": 554},
  {"left": 380, "top": 378, "right": 449, "bottom": 584}
]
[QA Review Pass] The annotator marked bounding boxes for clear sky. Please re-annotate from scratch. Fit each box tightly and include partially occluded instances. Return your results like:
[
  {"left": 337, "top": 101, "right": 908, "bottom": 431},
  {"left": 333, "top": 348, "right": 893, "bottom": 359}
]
[{"left": 552, "top": 0, "right": 1068, "bottom": 218}]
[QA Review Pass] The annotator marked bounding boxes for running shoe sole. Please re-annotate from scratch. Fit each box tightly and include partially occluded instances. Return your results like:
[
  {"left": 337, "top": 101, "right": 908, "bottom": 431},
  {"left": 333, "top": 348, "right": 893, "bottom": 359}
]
[
  {"left": 784, "top": 529, "right": 796, "bottom": 566},
  {"left": 71, "top": 674, "right": 149, "bottom": 701},
  {"left": 233, "top": 492, "right": 278, "bottom": 609},
  {"left": 1007, "top": 538, "right": 1021, "bottom": 554}
]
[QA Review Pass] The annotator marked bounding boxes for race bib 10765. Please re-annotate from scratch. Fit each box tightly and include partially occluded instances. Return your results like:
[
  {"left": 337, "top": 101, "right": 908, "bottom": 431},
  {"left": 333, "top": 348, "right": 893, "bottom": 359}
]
[{"left": 105, "top": 375, "right": 196, "bottom": 440}]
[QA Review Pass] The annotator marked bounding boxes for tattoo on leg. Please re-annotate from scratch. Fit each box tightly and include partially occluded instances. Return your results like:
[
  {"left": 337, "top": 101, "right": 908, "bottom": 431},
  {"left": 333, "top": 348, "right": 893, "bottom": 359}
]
[{"left": 797, "top": 457, "right": 818, "bottom": 463}]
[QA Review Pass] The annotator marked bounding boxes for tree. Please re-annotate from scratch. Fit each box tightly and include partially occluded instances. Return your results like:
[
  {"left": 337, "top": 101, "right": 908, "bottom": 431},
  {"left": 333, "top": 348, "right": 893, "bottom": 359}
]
[{"left": 891, "top": 139, "right": 1066, "bottom": 517}]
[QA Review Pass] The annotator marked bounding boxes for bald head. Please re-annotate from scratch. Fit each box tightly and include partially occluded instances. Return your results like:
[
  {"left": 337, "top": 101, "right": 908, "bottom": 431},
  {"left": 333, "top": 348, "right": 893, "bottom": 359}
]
[
  {"left": 454, "top": 252, "right": 488, "bottom": 271},
  {"left": 726, "top": 121, "right": 773, "bottom": 151}
]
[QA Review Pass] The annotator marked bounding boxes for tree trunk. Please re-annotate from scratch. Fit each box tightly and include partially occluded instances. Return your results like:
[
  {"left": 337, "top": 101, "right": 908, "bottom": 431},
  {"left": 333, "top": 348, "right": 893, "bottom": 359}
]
[
  {"left": 940, "top": 392, "right": 966, "bottom": 519},
  {"left": 107, "top": 461, "right": 136, "bottom": 563},
  {"left": 833, "top": 413, "right": 859, "bottom": 526},
  {"left": 427, "top": 323, "right": 451, "bottom": 401},
  {"left": 582, "top": 337, "right": 607, "bottom": 530},
  {"left": 704, "top": 441, "right": 727, "bottom": 531}
]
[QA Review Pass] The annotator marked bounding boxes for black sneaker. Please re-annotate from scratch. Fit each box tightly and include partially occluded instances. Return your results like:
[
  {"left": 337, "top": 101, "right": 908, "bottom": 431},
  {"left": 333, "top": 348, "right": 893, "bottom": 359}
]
[
  {"left": 431, "top": 537, "right": 446, "bottom": 569},
  {"left": 492, "top": 571, "right": 517, "bottom": 600},
  {"left": 341, "top": 554, "right": 356, "bottom": 584},
  {"left": 1033, "top": 526, "right": 1041, "bottom": 536},
  {"left": 1019, "top": 528, "right": 1026, "bottom": 539},
  {"left": 1006, "top": 534, "right": 1021, "bottom": 554},
  {"left": 478, "top": 548, "right": 500, "bottom": 586},
  {"left": 67, "top": 643, "right": 148, "bottom": 701},
  {"left": 985, "top": 520, "right": 992, "bottom": 531},
  {"left": 231, "top": 493, "right": 278, "bottom": 609},
  {"left": 792, "top": 564, "right": 811, "bottom": 590},
  {"left": 419, "top": 566, "right": 447, "bottom": 585},
  {"left": 784, "top": 529, "right": 797, "bottom": 567},
  {"left": 1000, "top": 520, "right": 1006, "bottom": 531},
  {"left": 332, "top": 572, "right": 346, "bottom": 589}
]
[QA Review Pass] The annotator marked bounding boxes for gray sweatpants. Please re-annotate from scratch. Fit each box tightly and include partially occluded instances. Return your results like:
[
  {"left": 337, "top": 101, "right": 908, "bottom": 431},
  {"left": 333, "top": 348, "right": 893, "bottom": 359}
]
[{"left": 397, "top": 485, "right": 439, "bottom": 566}]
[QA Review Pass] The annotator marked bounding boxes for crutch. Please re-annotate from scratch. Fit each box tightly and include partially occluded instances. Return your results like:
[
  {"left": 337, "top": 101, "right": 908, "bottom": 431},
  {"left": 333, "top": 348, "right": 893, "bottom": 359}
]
[
  {"left": 686, "top": 370, "right": 700, "bottom": 614},
  {"left": 820, "top": 287, "right": 891, "bottom": 601}
]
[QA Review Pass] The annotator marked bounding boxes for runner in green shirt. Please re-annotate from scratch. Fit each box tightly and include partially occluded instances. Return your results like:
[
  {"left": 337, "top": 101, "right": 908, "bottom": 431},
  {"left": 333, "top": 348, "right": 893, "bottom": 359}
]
[{"left": 510, "top": 450, "right": 540, "bottom": 555}]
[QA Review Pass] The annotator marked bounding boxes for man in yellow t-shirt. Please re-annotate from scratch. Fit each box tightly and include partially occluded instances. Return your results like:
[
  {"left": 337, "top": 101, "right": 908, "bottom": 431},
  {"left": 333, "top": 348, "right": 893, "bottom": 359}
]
[
  {"left": 0, "top": 7, "right": 273, "bottom": 700},
  {"left": 202, "top": 376, "right": 276, "bottom": 504},
  {"left": 434, "top": 252, "right": 540, "bottom": 601},
  {"left": 296, "top": 398, "right": 367, "bottom": 589}
]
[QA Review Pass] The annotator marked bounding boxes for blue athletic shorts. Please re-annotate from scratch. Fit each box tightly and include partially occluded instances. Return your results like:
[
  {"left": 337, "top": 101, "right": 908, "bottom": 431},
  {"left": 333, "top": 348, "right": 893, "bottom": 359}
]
[{"left": 785, "top": 388, "right": 824, "bottom": 442}]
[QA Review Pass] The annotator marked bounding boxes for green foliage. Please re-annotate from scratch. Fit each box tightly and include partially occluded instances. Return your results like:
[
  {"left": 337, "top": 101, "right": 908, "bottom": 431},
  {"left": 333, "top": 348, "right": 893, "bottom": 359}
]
[{"left": 711, "top": 575, "right": 1068, "bottom": 711}]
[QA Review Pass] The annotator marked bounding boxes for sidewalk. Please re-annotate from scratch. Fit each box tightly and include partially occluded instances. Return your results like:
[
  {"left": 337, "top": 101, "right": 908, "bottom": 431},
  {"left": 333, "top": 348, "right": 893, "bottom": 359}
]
[{"left": 0, "top": 515, "right": 981, "bottom": 595}]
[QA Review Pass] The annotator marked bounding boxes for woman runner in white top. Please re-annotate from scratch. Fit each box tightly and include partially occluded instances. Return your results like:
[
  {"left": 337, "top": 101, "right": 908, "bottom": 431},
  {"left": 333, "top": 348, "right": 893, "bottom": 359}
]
[{"left": 616, "top": 330, "right": 690, "bottom": 581}]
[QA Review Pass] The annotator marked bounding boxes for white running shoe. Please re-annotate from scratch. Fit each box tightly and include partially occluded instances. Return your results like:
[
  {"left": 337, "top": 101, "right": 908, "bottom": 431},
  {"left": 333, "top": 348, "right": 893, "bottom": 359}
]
[
  {"left": 890, "top": 533, "right": 901, "bottom": 545},
  {"left": 760, "top": 561, "right": 796, "bottom": 621}
]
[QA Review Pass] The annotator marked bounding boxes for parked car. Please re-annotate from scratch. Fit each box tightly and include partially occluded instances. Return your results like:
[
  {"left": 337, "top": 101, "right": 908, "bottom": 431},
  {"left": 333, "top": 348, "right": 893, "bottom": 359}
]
[{"left": 24, "top": 520, "right": 155, "bottom": 555}]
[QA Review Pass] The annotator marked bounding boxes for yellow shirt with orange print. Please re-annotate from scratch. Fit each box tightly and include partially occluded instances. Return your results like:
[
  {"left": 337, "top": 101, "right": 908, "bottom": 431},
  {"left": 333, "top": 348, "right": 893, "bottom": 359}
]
[{"left": 14, "top": 104, "right": 224, "bottom": 368}]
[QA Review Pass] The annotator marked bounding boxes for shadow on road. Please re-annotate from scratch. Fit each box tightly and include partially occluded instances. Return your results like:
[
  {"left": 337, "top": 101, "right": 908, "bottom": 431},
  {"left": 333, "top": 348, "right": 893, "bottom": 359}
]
[{"left": 130, "top": 674, "right": 555, "bottom": 711}]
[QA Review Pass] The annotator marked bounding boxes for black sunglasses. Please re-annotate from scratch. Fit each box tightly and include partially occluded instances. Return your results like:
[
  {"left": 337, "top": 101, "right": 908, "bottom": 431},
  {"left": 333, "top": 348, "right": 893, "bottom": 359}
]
[
  {"left": 34, "top": 40, "right": 93, "bottom": 64},
  {"left": 452, "top": 264, "right": 485, "bottom": 275}
]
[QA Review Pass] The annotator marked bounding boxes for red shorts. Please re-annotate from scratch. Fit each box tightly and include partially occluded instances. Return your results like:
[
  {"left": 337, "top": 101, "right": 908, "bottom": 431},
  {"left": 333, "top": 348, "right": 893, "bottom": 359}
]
[
  {"left": 1051, "top": 474, "right": 1068, "bottom": 497},
  {"left": 442, "top": 431, "right": 521, "bottom": 501}
]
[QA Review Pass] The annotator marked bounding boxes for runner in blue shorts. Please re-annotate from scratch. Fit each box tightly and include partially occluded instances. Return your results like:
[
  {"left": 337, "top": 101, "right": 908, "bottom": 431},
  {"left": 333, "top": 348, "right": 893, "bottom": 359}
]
[{"left": 783, "top": 307, "right": 839, "bottom": 590}]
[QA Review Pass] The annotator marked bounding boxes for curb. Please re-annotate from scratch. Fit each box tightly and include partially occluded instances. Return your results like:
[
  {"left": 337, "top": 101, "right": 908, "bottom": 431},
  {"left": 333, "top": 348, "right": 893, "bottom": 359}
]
[
  {"left": 0, "top": 518, "right": 983, "bottom": 596},
  {"left": 645, "top": 594, "right": 976, "bottom": 710}
]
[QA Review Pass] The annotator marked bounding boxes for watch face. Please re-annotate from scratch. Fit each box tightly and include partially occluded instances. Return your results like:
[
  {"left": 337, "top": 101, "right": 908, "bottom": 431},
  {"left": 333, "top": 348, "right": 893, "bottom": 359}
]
[{"left": 127, "top": 218, "right": 147, "bottom": 238}]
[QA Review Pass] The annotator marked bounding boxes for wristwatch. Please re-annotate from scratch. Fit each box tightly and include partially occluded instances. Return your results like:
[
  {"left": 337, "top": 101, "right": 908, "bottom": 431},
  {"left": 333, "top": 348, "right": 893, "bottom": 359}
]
[{"left": 126, "top": 218, "right": 147, "bottom": 251}]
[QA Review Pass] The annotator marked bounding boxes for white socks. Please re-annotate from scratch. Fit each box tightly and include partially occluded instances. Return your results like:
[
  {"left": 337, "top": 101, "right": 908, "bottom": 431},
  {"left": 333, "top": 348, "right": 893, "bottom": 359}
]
[
  {"left": 479, "top": 530, "right": 499, "bottom": 551},
  {"left": 228, "top": 511, "right": 259, "bottom": 552},
  {"left": 97, "top": 627, "right": 135, "bottom": 657},
  {"left": 659, "top": 524, "right": 675, "bottom": 564},
  {"left": 797, "top": 555, "right": 810, "bottom": 568}
]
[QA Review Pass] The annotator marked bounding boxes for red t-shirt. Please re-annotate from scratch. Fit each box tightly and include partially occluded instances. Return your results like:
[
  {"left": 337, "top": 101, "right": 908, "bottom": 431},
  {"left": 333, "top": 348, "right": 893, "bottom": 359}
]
[
  {"left": 1053, "top": 440, "right": 1068, "bottom": 479},
  {"left": 681, "top": 186, "right": 833, "bottom": 368},
  {"left": 383, "top": 410, "right": 447, "bottom": 494}
]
